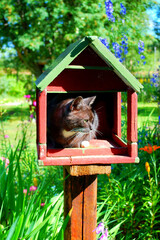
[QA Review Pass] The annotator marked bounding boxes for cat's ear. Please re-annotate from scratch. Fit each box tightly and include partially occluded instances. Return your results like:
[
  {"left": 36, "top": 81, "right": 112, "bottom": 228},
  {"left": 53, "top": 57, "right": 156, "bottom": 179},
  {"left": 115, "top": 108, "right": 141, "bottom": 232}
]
[
  {"left": 70, "top": 96, "right": 83, "bottom": 110},
  {"left": 84, "top": 96, "right": 96, "bottom": 106}
]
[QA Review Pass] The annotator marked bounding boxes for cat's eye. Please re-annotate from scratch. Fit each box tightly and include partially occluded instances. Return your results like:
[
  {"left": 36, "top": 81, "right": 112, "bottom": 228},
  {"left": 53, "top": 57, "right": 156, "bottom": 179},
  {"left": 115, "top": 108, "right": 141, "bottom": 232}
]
[{"left": 84, "top": 119, "right": 89, "bottom": 123}]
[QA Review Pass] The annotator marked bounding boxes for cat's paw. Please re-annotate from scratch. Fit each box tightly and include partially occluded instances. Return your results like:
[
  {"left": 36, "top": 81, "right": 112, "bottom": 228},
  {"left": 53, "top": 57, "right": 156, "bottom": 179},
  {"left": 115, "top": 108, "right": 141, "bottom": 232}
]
[{"left": 81, "top": 141, "right": 90, "bottom": 148}]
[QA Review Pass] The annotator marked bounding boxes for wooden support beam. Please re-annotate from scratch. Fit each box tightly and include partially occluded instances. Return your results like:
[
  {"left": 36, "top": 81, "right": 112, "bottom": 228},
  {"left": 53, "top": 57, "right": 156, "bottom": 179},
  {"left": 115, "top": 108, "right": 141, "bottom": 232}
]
[
  {"left": 64, "top": 165, "right": 111, "bottom": 239},
  {"left": 83, "top": 175, "right": 97, "bottom": 239},
  {"left": 65, "top": 165, "right": 111, "bottom": 176},
  {"left": 113, "top": 92, "right": 121, "bottom": 138},
  {"left": 64, "top": 168, "right": 84, "bottom": 240},
  {"left": 37, "top": 88, "right": 47, "bottom": 144},
  {"left": 65, "top": 65, "right": 113, "bottom": 70},
  {"left": 127, "top": 89, "right": 138, "bottom": 157},
  {"left": 127, "top": 89, "right": 137, "bottom": 142}
]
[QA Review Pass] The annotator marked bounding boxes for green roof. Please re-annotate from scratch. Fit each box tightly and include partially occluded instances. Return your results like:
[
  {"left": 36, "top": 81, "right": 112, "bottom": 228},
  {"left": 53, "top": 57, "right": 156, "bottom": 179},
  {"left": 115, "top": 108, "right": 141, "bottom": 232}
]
[{"left": 36, "top": 36, "right": 143, "bottom": 92}]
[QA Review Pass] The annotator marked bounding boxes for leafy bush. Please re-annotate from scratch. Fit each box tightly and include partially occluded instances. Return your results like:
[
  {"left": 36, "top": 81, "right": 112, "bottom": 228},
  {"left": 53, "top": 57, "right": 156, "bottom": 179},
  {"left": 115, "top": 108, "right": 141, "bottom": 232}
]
[
  {"left": 98, "top": 125, "right": 160, "bottom": 239},
  {"left": 0, "top": 124, "right": 66, "bottom": 239},
  {"left": 0, "top": 75, "right": 26, "bottom": 97}
]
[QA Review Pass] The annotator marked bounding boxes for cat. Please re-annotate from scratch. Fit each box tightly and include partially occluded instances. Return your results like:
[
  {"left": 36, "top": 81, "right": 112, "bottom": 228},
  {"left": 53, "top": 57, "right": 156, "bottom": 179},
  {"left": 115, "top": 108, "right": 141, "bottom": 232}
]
[{"left": 48, "top": 96, "right": 99, "bottom": 148}]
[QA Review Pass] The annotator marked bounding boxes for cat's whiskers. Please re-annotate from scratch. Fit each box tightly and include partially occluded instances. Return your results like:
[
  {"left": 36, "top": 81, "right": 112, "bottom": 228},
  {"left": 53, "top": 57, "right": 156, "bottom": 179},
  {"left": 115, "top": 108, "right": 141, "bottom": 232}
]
[
  {"left": 95, "top": 129, "right": 103, "bottom": 136},
  {"left": 95, "top": 106, "right": 104, "bottom": 112}
]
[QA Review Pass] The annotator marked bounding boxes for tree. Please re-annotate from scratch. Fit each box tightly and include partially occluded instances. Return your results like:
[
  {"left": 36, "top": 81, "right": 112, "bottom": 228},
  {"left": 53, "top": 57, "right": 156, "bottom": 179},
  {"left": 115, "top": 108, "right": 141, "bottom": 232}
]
[
  {"left": 153, "top": 5, "right": 160, "bottom": 41},
  {"left": 0, "top": 0, "right": 154, "bottom": 78}
]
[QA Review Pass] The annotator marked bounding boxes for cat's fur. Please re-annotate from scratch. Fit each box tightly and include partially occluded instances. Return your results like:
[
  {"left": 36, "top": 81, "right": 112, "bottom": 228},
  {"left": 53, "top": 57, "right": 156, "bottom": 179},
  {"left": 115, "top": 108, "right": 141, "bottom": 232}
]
[{"left": 48, "top": 96, "right": 99, "bottom": 148}]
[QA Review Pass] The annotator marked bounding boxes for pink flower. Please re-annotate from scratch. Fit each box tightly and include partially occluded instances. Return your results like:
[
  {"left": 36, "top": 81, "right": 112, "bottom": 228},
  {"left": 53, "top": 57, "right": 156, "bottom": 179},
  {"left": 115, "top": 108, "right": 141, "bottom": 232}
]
[
  {"left": 41, "top": 203, "right": 45, "bottom": 207},
  {"left": 32, "top": 100, "right": 36, "bottom": 107},
  {"left": 100, "top": 229, "right": 108, "bottom": 240},
  {"left": 5, "top": 159, "right": 9, "bottom": 168},
  {"left": 93, "top": 223, "right": 109, "bottom": 240},
  {"left": 23, "top": 189, "right": 27, "bottom": 195},
  {"left": 93, "top": 222, "right": 105, "bottom": 234},
  {"left": 4, "top": 134, "right": 9, "bottom": 139},
  {"left": 29, "top": 186, "right": 37, "bottom": 191},
  {"left": 24, "top": 95, "right": 31, "bottom": 99},
  {"left": 30, "top": 114, "right": 34, "bottom": 119},
  {"left": 1, "top": 157, "right": 9, "bottom": 168}
]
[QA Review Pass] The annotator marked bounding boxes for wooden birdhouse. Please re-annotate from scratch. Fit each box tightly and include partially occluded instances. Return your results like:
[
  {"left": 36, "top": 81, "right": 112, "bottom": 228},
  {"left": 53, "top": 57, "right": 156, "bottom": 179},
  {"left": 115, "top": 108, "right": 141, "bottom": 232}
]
[{"left": 35, "top": 36, "right": 143, "bottom": 166}]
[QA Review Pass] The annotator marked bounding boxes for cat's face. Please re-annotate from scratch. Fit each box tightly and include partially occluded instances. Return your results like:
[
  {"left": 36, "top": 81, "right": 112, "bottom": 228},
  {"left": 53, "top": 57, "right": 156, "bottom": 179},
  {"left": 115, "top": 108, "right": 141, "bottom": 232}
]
[
  {"left": 64, "top": 96, "right": 96, "bottom": 133},
  {"left": 49, "top": 95, "right": 99, "bottom": 148},
  {"left": 61, "top": 96, "right": 99, "bottom": 147}
]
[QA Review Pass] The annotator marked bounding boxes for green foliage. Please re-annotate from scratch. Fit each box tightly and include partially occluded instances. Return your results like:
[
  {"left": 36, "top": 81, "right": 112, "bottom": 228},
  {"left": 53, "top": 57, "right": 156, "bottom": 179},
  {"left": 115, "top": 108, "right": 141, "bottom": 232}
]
[
  {"left": 0, "top": 125, "right": 66, "bottom": 239},
  {"left": 98, "top": 125, "right": 160, "bottom": 239},
  {"left": 0, "top": 0, "right": 155, "bottom": 77},
  {"left": 0, "top": 73, "right": 36, "bottom": 98},
  {"left": 152, "top": 3, "right": 160, "bottom": 41}
]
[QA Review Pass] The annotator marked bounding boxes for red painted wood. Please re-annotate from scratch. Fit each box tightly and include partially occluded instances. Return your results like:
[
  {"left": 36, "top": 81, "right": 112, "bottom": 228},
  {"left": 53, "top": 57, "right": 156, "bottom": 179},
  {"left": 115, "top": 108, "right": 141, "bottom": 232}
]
[
  {"left": 63, "top": 168, "right": 97, "bottom": 240},
  {"left": 47, "top": 146, "right": 127, "bottom": 157},
  {"left": 70, "top": 46, "right": 108, "bottom": 66},
  {"left": 47, "top": 148, "right": 82, "bottom": 157},
  {"left": 38, "top": 144, "right": 47, "bottom": 160},
  {"left": 112, "top": 133, "right": 127, "bottom": 148},
  {"left": 47, "top": 139, "right": 127, "bottom": 157},
  {"left": 38, "top": 89, "right": 47, "bottom": 144},
  {"left": 127, "top": 90, "right": 137, "bottom": 143},
  {"left": 40, "top": 155, "right": 137, "bottom": 166},
  {"left": 47, "top": 69, "right": 127, "bottom": 92},
  {"left": 36, "top": 88, "right": 39, "bottom": 145},
  {"left": 113, "top": 92, "right": 121, "bottom": 138},
  {"left": 128, "top": 143, "right": 138, "bottom": 158},
  {"left": 94, "top": 96, "right": 114, "bottom": 138}
]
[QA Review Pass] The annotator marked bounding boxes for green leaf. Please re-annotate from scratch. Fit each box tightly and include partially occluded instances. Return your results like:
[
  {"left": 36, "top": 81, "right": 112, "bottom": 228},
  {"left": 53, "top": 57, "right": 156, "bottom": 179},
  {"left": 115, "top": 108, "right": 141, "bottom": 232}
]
[{"left": 6, "top": 217, "right": 19, "bottom": 240}]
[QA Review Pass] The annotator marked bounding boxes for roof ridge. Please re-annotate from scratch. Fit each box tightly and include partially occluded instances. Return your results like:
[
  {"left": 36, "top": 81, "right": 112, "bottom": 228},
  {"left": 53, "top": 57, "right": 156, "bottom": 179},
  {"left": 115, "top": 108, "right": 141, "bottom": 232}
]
[{"left": 36, "top": 36, "right": 143, "bottom": 92}]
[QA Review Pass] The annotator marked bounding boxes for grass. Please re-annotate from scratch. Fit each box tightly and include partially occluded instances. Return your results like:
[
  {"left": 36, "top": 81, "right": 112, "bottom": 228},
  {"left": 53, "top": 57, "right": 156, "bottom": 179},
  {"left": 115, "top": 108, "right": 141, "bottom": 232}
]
[
  {"left": 0, "top": 101, "right": 159, "bottom": 151},
  {"left": 0, "top": 102, "right": 36, "bottom": 152},
  {"left": 138, "top": 102, "right": 159, "bottom": 127}
]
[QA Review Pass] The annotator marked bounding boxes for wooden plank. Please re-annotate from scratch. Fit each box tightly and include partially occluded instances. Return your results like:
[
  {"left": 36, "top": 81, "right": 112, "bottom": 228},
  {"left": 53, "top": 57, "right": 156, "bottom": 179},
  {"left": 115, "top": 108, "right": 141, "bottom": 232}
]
[
  {"left": 63, "top": 168, "right": 97, "bottom": 240},
  {"left": 65, "top": 165, "right": 111, "bottom": 176},
  {"left": 38, "top": 89, "right": 47, "bottom": 144},
  {"left": 47, "top": 146, "right": 127, "bottom": 157},
  {"left": 113, "top": 92, "right": 121, "bottom": 138},
  {"left": 38, "top": 144, "right": 47, "bottom": 160},
  {"left": 112, "top": 133, "right": 127, "bottom": 148},
  {"left": 63, "top": 168, "right": 83, "bottom": 240},
  {"left": 39, "top": 155, "right": 138, "bottom": 166},
  {"left": 83, "top": 175, "right": 97, "bottom": 240},
  {"left": 36, "top": 38, "right": 91, "bottom": 91},
  {"left": 47, "top": 69, "right": 127, "bottom": 92},
  {"left": 36, "top": 88, "right": 39, "bottom": 145},
  {"left": 66, "top": 65, "right": 113, "bottom": 70},
  {"left": 128, "top": 142, "right": 138, "bottom": 158},
  {"left": 127, "top": 90, "right": 138, "bottom": 143}
]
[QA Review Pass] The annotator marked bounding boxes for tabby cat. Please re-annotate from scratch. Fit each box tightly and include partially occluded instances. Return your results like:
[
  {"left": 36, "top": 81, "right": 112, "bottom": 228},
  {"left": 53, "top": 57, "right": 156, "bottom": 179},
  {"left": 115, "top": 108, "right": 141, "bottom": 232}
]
[{"left": 48, "top": 96, "right": 99, "bottom": 148}]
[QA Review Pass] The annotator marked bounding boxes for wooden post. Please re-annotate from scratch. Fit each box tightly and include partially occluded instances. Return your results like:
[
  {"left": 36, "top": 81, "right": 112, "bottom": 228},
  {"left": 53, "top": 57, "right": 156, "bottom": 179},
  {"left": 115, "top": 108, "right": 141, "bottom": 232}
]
[
  {"left": 113, "top": 92, "right": 121, "bottom": 138},
  {"left": 63, "top": 165, "right": 111, "bottom": 240},
  {"left": 36, "top": 88, "right": 47, "bottom": 160},
  {"left": 127, "top": 89, "right": 138, "bottom": 157}
]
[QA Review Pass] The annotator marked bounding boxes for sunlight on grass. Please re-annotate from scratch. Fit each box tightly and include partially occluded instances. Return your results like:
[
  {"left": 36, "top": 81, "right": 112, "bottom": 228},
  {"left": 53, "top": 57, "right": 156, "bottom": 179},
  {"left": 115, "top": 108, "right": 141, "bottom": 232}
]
[
  {"left": 0, "top": 102, "right": 36, "bottom": 151},
  {"left": 138, "top": 102, "right": 159, "bottom": 128}
]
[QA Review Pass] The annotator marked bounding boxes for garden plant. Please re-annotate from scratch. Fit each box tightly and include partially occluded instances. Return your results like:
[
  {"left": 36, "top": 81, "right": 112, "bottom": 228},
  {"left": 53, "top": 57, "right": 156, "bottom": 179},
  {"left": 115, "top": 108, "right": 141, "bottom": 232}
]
[{"left": 0, "top": 0, "right": 160, "bottom": 239}]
